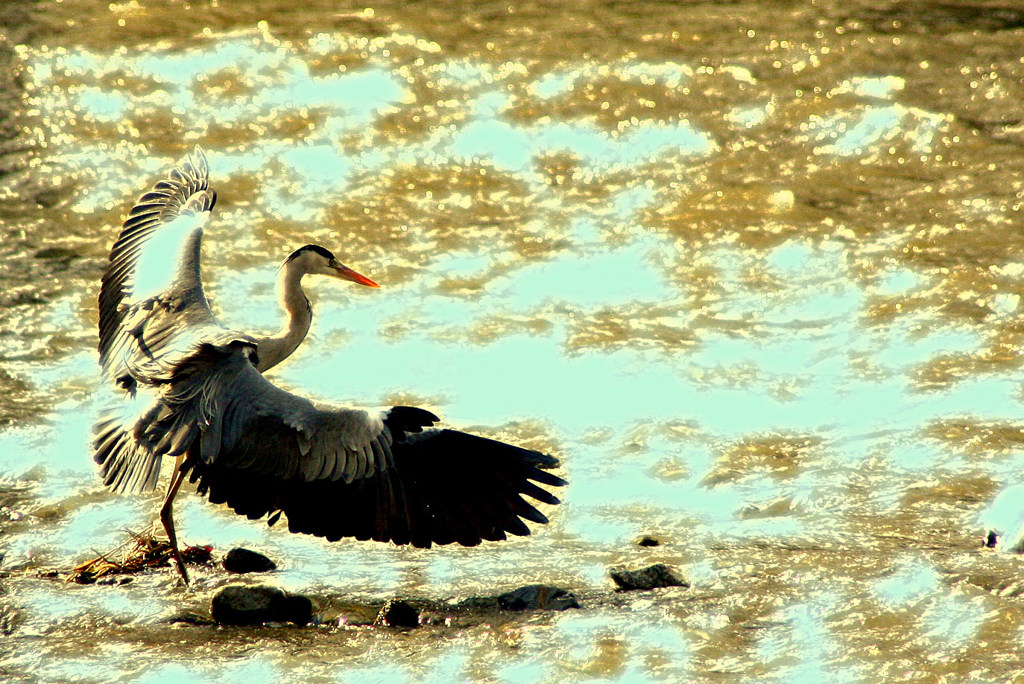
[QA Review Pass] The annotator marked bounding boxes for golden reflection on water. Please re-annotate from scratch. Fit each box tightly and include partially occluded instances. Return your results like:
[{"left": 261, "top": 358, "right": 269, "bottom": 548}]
[{"left": 4, "top": 0, "right": 1024, "bottom": 681}]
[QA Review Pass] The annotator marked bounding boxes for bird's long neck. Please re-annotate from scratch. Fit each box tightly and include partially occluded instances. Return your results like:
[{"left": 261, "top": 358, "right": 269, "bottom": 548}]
[{"left": 253, "top": 265, "right": 312, "bottom": 372}]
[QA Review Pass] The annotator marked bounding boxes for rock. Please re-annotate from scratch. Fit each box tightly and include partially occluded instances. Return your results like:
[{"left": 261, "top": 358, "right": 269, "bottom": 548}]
[
  {"left": 211, "top": 584, "right": 312, "bottom": 626},
  {"left": 456, "top": 596, "right": 499, "bottom": 610},
  {"left": 497, "top": 584, "right": 580, "bottom": 611},
  {"left": 375, "top": 599, "right": 419, "bottom": 628},
  {"left": 637, "top": 535, "right": 661, "bottom": 547},
  {"left": 610, "top": 563, "right": 688, "bottom": 592},
  {"left": 223, "top": 548, "right": 277, "bottom": 573}
]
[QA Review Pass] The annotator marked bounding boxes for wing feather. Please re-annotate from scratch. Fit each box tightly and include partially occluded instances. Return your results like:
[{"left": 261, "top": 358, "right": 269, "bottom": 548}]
[{"left": 98, "top": 146, "right": 218, "bottom": 379}]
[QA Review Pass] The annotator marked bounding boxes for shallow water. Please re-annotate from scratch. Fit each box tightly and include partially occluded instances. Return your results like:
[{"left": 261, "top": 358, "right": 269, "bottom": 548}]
[{"left": 3, "top": 0, "right": 1024, "bottom": 681}]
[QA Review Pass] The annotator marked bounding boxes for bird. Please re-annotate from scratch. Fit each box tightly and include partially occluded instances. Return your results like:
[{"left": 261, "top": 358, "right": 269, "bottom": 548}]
[
  {"left": 92, "top": 146, "right": 566, "bottom": 584},
  {"left": 980, "top": 484, "right": 1024, "bottom": 553}
]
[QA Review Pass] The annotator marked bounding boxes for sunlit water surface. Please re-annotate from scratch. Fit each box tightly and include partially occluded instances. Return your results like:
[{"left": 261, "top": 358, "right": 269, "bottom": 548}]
[{"left": 3, "top": 1, "right": 1024, "bottom": 681}]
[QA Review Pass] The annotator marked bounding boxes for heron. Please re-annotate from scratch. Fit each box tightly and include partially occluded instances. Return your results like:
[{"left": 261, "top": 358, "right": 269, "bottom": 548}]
[{"left": 93, "top": 146, "right": 566, "bottom": 583}]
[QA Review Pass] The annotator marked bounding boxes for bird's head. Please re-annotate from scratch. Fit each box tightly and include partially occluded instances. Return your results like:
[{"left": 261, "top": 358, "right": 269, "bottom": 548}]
[{"left": 283, "top": 244, "right": 379, "bottom": 287}]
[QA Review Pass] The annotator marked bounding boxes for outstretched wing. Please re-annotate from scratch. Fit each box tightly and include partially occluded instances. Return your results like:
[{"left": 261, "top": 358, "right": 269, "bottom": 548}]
[
  {"left": 98, "top": 146, "right": 220, "bottom": 383},
  {"left": 236, "top": 427, "right": 565, "bottom": 547},
  {"left": 94, "top": 343, "right": 565, "bottom": 544}
]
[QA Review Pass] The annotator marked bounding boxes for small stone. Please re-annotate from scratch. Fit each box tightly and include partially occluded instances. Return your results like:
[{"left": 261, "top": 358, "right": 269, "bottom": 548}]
[
  {"left": 223, "top": 548, "right": 276, "bottom": 574},
  {"left": 637, "top": 535, "right": 661, "bottom": 547},
  {"left": 610, "top": 563, "right": 688, "bottom": 592},
  {"left": 211, "top": 584, "right": 312, "bottom": 626},
  {"left": 375, "top": 599, "right": 419, "bottom": 628},
  {"left": 497, "top": 584, "right": 581, "bottom": 611}
]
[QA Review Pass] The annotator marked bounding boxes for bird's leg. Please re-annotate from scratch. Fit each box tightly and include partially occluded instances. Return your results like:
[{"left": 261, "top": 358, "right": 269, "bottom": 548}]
[{"left": 160, "top": 461, "right": 189, "bottom": 585}]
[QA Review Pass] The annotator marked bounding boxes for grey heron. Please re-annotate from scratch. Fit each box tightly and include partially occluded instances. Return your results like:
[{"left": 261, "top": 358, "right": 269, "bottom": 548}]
[{"left": 93, "top": 147, "right": 565, "bottom": 583}]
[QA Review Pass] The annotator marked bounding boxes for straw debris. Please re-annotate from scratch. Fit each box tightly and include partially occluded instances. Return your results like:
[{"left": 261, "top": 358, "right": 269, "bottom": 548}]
[{"left": 68, "top": 530, "right": 212, "bottom": 584}]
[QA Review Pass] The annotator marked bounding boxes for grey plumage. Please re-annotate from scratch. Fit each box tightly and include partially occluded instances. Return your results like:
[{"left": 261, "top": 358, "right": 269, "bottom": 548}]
[{"left": 93, "top": 147, "right": 565, "bottom": 581}]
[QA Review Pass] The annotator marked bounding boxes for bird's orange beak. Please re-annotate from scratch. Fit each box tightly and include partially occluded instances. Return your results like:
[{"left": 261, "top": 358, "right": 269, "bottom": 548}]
[{"left": 333, "top": 264, "right": 380, "bottom": 288}]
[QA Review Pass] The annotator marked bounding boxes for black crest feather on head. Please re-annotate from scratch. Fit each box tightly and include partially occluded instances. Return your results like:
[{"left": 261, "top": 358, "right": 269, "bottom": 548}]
[{"left": 286, "top": 244, "right": 336, "bottom": 263}]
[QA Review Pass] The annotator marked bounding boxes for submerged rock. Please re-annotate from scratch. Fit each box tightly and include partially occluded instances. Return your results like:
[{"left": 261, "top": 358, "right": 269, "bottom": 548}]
[
  {"left": 610, "top": 563, "right": 688, "bottom": 592},
  {"left": 211, "top": 584, "right": 312, "bottom": 626},
  {"left": 375, "top": 599, "right": 419, "bottom": 628},
  {"left": 637, "top": 535, "right": 661, "bottom": 547},
  {"left": 497, "top": 584, "right": 580, "bottom": 611},
  {"left": 34, "top": 189, "right": 64, "bottom": 209},
  {"left": 33, "top": 246, "right": 77, "bottom": 260},
  {"left": 223, "top": 548, "right": 277, "bottom": 574},
  {"left": 456, "top": 596, "right": 500, "bottom": 610}
]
